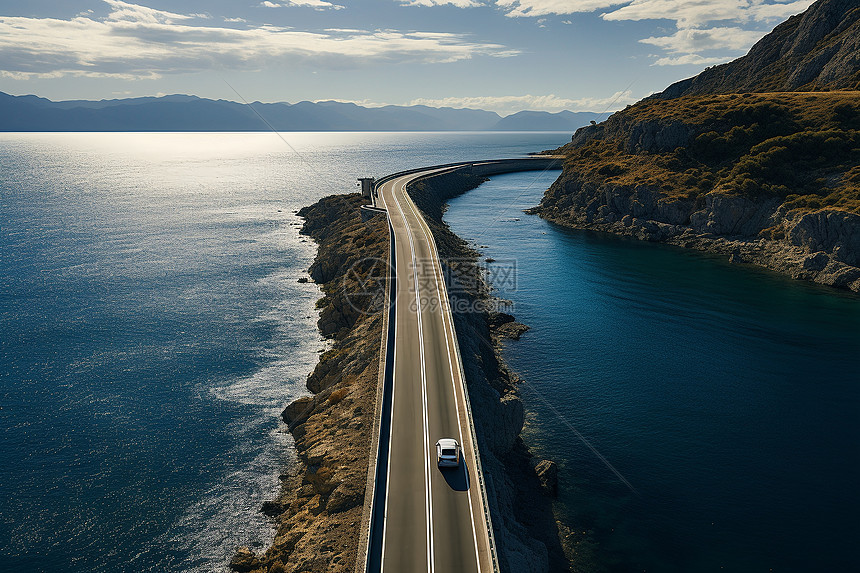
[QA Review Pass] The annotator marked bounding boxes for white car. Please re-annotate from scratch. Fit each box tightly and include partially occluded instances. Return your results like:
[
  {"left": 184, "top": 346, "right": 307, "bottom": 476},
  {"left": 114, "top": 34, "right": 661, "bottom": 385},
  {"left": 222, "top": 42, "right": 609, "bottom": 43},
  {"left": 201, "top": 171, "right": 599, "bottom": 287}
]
[{"left": 435, "top": 438, "right": 461, "bottom": 468}]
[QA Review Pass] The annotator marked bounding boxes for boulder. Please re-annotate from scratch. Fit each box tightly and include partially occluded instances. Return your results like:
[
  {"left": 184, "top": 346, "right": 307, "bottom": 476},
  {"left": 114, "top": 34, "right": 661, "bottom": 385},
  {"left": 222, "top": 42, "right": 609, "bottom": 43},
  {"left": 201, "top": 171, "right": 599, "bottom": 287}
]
[
  {"left": 229, "top": 547, "right": 261, "bottom": 573},
  {"left": 802, "top": 251, "right": 831, "bottom": 271},
  {"left": 282, "top": 396, "right": 315, "bottom": 427},
  {"left": 326, "top": 482, "right": 364, "bottom": 513},
  {"left": 496, "top": 322, "right": 530, "bottom": 340},
  {"left": 788, "top": 210, "right": 860, "bottom": 266},
  {"left": 260, "top": 500, "right": 285, "bottom": 517},
  {"left": 487, "top": 311, "right": 516, "bottom": 328},
  {"left": 534, "top": 460, "right": 559, "bottom": 497}
]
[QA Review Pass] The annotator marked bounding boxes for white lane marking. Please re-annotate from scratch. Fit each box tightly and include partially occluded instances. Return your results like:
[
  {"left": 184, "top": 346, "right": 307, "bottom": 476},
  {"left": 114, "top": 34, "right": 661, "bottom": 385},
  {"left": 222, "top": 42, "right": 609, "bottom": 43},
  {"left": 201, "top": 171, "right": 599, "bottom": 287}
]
[
  {"left": 400, "top": 187, "right": 484, "bottom": 572},
  {"left": 390, "top": 177, "right": 434, "bottom": 573}
]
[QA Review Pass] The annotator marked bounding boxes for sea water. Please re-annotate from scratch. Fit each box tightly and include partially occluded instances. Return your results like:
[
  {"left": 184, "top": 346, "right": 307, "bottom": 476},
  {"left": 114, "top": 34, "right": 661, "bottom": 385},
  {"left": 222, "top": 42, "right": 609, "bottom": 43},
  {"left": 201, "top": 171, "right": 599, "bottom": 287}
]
[
  {"left": 445, "top": 172, "right": 860, "bottom": 572},
  {"left": 0, "top": 132, "right": 570, "bottom": 572}
]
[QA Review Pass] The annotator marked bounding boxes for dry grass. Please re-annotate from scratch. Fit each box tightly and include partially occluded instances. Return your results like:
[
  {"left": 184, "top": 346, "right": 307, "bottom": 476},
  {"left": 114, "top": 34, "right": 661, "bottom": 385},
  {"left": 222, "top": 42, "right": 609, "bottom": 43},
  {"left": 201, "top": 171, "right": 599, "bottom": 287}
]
[
  {"left": 618, "top": 91, "right": 860, "bottom": 126},
  {"left": 564, "top": 91, "right": 860, "bottom": 214}
]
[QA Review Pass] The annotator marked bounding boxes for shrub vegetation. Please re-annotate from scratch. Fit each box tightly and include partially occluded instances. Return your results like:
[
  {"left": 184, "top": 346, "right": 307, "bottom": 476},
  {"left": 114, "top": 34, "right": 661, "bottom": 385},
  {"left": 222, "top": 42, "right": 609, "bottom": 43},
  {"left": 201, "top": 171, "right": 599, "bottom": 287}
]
[{"left": 561, "top": 92, "right": 860, "bottom": 214}]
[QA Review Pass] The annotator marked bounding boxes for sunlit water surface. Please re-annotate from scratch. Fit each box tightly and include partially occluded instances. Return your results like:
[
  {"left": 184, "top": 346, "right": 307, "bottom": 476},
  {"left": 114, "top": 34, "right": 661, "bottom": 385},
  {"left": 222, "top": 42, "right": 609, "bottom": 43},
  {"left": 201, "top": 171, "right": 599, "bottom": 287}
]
[
  {"left": 0, "top": 132, "right": 570, "bottom": 572},
  {"left": 445, "top": 172, "right": 860, "bottom": 572}
]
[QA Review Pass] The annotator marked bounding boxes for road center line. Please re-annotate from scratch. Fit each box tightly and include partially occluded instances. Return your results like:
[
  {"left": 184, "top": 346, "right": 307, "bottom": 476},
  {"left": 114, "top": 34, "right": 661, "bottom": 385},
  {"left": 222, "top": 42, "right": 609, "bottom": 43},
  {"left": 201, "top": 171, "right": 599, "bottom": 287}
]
[{"left": 391, "top": 178, "right": 434, "bottom": 573}]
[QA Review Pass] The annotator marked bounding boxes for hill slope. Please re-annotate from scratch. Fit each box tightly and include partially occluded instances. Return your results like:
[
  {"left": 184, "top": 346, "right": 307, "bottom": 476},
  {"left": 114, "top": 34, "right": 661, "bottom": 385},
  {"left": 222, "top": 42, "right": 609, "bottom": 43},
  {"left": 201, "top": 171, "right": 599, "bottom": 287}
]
[
  {"left": 537, "top": 0, "right": 860, "bottom": 291},
  {"left": 657, "top": 0, "right": 860, "bottom": 98}
]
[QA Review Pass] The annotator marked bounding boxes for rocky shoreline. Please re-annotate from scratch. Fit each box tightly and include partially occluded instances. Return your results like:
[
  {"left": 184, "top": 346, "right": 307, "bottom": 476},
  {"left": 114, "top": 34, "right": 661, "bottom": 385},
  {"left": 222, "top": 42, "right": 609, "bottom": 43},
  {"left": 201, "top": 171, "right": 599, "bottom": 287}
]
[
  {"left": 230, "top": 194, "right": 387, "bottom": 573},
  {"left": 533, "top": 84, "right": 860, "bottom": 296},
  {"left": 532, "top": 161, "right": 860, "bottom": 293},
  {"left": 231, "top": 183, "right": 573, "bottom": 572}
]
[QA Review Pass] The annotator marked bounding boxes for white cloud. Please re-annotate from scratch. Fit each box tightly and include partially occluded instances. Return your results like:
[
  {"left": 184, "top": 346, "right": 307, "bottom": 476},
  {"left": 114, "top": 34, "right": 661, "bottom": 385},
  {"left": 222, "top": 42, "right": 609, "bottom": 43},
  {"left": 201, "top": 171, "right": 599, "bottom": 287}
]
[
  {"left": 641, "top": 26, "right": 765, "bottom": 54},
  {"left": 601, "top": 0, "right": 748, "bottom": 28},
  {"left": 605, "top": 0, "right": 818, "bottom": 27},
  {"left": 401, "top": 0, "right": 484, "bottom": 7},
  {"left": 261, "top": 0, "right": 345, "bottom": 9},
  {"left": 494, "top": 0, "right": 816, "bottom": 67},
  {"left": 494, "top": 0, "right": 815, "bottom": 24},
  {"left": 0, "top": 1, "right": 515, "bottom": 79},
  {"left": 747, "top": 0, "right": 817, "bottom": 20},
  {"left": 103, "top": 0, "right": 193, "bottom": 23},
  {"left": 495, "top": 0, "right": 622, "bottom": 19},
  {"left": 405, "top": 91, "right": 637, "bottom": 114},
  {"left": 651, "top": 54, "right": 737, "bottom": 66}
]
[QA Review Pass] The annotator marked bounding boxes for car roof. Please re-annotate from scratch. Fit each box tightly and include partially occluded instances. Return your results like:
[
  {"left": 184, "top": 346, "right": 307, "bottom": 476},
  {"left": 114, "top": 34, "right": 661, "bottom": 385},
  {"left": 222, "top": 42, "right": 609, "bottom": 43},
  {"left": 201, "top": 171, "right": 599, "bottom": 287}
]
[{"left": 436, "top": 438, "right": 459, "bottom": 448}]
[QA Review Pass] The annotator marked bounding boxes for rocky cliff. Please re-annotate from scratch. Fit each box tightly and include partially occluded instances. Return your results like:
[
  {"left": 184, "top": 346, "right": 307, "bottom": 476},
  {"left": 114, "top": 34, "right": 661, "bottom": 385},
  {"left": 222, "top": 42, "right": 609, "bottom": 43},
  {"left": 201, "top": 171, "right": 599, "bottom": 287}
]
[
  {"left": 656, "top": 0, "right": 860, "bottom": 98},
  {"left": 538, "top": 0, "right": 860, "bottom": 292}
]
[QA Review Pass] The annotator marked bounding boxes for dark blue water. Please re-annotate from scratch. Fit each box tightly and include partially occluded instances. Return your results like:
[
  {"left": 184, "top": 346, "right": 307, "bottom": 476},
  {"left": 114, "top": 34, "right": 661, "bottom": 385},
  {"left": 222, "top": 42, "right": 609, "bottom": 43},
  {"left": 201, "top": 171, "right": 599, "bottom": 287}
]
[
  {"left": 445, "top": 172, "right": 860, "bottom": 573},
  {"left": 0, "top": 132, "right": 570, "bottom": 572}
]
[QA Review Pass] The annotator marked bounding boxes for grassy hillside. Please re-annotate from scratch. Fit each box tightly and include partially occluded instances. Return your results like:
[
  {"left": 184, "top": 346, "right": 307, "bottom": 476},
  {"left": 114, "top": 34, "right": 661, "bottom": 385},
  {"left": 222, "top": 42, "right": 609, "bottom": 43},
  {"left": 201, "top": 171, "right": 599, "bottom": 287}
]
[{"left": 558, "top": 91, "right": 860, "bottom": 219}]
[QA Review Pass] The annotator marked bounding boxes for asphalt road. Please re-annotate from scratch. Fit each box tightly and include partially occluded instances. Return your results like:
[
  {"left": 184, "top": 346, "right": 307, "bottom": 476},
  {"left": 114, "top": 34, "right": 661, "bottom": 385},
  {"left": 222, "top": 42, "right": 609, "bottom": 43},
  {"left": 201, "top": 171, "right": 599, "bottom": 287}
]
[{"left": 377, "top": 170, "right": 494, "bottom": 573}]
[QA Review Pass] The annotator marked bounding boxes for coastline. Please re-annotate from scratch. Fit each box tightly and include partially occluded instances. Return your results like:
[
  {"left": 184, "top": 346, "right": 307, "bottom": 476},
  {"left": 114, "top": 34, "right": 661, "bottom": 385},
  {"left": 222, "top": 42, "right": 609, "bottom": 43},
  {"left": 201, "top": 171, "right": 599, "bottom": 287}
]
[
  {"left": 231, "top": 194, "right": 388, "bottom": 573},
  {"left": 232, "top": 160, "right": 860, "bottom": 573},
  {"left": 530, "top": 189, "right": 860, "bottom": 294},
  {"left": 235, "top": 176, "right": 573, "bottom": 571}
]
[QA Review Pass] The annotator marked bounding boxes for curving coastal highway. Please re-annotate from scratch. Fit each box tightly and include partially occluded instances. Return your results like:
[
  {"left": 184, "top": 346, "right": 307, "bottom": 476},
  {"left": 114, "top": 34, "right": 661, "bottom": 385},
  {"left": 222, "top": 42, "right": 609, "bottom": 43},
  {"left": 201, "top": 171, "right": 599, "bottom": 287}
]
[
  {"left": 377, "top": 168, "right": 493, "bottom": 573},
  {"left": 363, "top": 158, "right": 561, "bottom": 573}
]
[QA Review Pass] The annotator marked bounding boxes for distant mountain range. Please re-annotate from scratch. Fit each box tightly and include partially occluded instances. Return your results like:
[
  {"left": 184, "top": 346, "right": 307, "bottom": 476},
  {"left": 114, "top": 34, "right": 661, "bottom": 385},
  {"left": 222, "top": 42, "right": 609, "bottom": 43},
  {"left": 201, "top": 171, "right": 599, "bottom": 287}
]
[{"left": 0, "top": 92, "right": 600, "bottom": 132}]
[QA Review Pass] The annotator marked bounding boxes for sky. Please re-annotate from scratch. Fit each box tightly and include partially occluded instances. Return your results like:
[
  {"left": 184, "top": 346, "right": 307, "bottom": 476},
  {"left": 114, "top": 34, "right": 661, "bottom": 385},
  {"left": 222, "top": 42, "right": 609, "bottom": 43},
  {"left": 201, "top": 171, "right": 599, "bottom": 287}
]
[{"left": 0, "top": 0, "right": 815, "bottom": 114}]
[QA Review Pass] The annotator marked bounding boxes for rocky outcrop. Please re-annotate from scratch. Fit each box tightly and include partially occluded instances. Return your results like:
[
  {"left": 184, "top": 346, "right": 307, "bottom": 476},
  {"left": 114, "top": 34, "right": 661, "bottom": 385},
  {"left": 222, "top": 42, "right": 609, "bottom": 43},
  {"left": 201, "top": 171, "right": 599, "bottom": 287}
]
[
  {"left": 569, "top": 115, "right": 696, "bottom": 156},
  {"left": 624, "top": 119, "right": 694, "bottom": 154},
  {"left": 534, "top": 461, "right": 559, "bottom": 498},
  {"left": 689, "top": 194, "right": 782, "bottom": 237},
  {"left": 489, "top": 312, "right": 530, "bottom": 340},
  {"left": 655, "top": 0, "right": 860, "bottom": 97},
  {"left": 230, "top": 547, "right": 263, "bottom": 572},
  {"left": 281, "top": 396, "right": 315, "bottom": 428},
  {"left": 787, "top": 209, "right": 860, "bottom": 266},
  {"left": 537, "top": 172, "right": 860, "bottom": 291}
]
